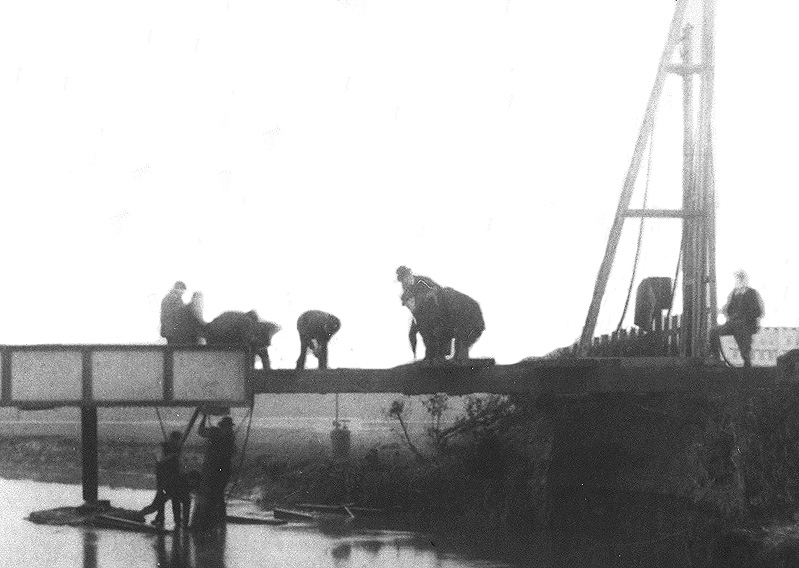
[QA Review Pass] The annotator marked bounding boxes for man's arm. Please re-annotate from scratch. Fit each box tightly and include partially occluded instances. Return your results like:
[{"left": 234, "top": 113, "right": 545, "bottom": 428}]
[
  {"left": 722, "top": 291, "right": 734, "bottom": 318},
  {"left": 755, "top": 290, "right": 765, "bottom": 320}
]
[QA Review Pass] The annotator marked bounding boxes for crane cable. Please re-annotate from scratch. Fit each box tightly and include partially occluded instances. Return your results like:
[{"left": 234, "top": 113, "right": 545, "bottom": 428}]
[
  {"left": 154, "top": 407, "right": 168, "bottom": 442},
  {"left": 616, "top": 116, "right": 657, "bottom": 332},
  {"left": 228, "top": 395, "right": 256, "bottom": 497}
]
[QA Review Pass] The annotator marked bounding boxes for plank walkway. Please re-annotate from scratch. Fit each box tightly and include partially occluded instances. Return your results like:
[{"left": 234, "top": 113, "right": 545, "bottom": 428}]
[{"left": 251, "top": 358, "right": 781, "bottom": 397}]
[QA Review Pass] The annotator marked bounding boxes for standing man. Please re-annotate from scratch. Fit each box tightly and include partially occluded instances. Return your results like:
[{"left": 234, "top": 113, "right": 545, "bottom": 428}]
[
  {"left": 192, "top": 415, "right": 236, "bottom": 530},
  {"left": 140, "top": 431, "right": 191, "bottom": 530},
  {"left": 161, "top": 281, "right": 188, "bottom": 344},
  {"left": 710, "top": 270, "right": 764, "bottom": 368}
]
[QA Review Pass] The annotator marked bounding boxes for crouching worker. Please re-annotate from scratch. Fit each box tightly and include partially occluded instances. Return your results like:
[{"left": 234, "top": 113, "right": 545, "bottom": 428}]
[
  {"left": 710, "top": 270, "right": 764, "bottom": 368},
  {"left": 141, "top": 431, "right": 193, "bottom": 530},
  {"left": 296, "top": 310, "right": 341, "bottom": 370}
]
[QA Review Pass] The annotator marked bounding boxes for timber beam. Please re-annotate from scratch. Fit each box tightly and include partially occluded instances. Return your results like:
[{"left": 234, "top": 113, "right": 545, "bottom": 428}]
[{"left": 250, "top": 358, "right": 781, "bottom": 397}]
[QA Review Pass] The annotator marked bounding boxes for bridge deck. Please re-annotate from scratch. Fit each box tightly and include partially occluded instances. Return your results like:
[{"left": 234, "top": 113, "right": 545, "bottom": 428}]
[{"left": 252, "top": 358, "right": 781, "bottom": 397}]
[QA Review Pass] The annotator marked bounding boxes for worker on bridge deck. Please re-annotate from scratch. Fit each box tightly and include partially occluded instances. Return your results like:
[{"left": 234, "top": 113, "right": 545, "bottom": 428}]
[
  {"left": 161, "top": 281, "right": 188, "bottom": 344},
  {"left": 710, "top": 270, "right": 764, "bottom": 368},
  {"left": 396, "top": 266, "right": 442, "bottom": 305},
  {"left": 161, "top": 282, "right": 206, "bottom": 345}
]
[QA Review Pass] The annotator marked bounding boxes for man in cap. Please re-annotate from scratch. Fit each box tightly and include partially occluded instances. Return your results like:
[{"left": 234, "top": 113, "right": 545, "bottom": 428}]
[
  {"left": 710, "top": 270, "right": 764, "bottom": 368},
  {"left": 160, "top": 281, "right": 188, "bottom": 344},
  {"left": 396, "top": 266, "right": 442, "bottom": 305}
]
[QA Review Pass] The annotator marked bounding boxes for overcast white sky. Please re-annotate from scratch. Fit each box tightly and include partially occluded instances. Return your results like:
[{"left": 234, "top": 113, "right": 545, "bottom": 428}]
[{"left": 1, "top": 0, "right": 797, "bottom": 368}]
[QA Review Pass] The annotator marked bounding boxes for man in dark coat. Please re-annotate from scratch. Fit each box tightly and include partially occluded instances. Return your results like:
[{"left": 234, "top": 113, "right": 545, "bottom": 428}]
[
  {"left": 140, "top": 431, "right": 191, "bottom": 529},
  {"left": 203, "top": 310, "right": 280, "bottom": 369},
  {"left": 296, "top": 310, "right": 341, "bottom": 369},
  {"left": 160, "top": 281, "right": 188, "bottom": 344},
  {"left": 710, "top": 270, "right": 764, "bottom": 367},
  {"left": 192, "top": 415, "right": 236, "bottom": 529}
]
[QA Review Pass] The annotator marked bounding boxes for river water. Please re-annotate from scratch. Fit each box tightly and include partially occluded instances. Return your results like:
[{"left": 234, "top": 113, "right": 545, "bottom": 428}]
[{"left": 0, "top": 478, "right": 521, "bottom": 568}]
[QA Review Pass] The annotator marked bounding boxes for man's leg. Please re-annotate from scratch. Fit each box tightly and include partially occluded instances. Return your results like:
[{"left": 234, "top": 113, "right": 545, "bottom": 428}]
[
  {"left": 155, "top": 493, "right": 166, "bottom": 527},
  {"left": 296, "top": 338, "right": 309, "bottom": 370},
  {"left": 735, "top": 334, "right": 754, "bottom": 368},
  {"left": 170, "top": 494, "right": 182, "bottom": 531},
  {"left": 142, "top": 489, "right": 168, "bottom": 526},
  {"left": 710, "top": 322, "right": 735, "bottom": 360},
  {"left": 181, "top": 494, "right": 191, "bottom": 528}
]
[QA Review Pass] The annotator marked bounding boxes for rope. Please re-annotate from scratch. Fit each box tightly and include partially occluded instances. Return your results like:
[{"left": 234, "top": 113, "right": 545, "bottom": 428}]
[
  {"left": 617, "top": 116, "right": 657, "bottom": 332},
  {"left": 228, "top": 395, "right": 256, "bottom": 496},
  {"left": 154, "top": 407, "right": 168, "bottom": 441}
]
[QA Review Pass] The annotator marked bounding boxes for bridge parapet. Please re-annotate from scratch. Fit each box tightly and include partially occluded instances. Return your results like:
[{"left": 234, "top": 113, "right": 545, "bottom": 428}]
[{"left": 0, "top": 345, "right": 251, "bottom": 408}]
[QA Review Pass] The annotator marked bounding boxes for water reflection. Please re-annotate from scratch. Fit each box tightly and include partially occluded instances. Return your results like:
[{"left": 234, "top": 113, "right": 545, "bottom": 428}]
[
  {"left": 83, "top": 531, "right": 98, "bottom": 568},
  {"left": 6, "top": 478, "right": 516, "bottom": 568},
  {"left": 330, "top": 542, "right": 352, "bottom": 564},
  {"left": 329, "top": 539, "right": 385, "bottom": 566},
  {"left": 81, "top": 530, "right": 230, "bottom": 568},
  {"left": 154, "top": 531, "right": 227, "bottom": 568}
]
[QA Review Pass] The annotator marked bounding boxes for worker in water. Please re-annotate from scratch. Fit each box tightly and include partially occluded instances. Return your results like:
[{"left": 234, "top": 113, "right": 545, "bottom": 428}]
[
  {"left": 141, "top": 431, "right": 191, "bottom": 530},
  {"left": 710, "top": 269, "right": 764, "bottom": 368},
  {"left": 193, "top": 415, "right": 236, "bottom": 529},
  {"left": 160, "top": 281, "right": 188, "bottom": 344}
]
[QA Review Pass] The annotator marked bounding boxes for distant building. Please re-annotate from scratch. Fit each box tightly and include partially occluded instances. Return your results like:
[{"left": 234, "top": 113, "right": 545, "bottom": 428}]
[{"left": 721, "top": 327, "right": 799, "bottom": 367}]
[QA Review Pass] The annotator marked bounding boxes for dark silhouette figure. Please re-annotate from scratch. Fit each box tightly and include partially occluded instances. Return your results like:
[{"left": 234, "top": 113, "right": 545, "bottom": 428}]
[
  {"left": 191, "top": 415, "right": 236, "bottom": 531},
  {"left": 710, "top": 270, "right": 764, "bottom": 367},
  {"left": 396, "top": 265, "right": 442, "bottom": 304},
  {"left": 203, "top": 310, "right": 280, "bottom": 369},
  {"left": 402, "top": 286, "right": 484, "bottom": 361},
  {"left": 161, "top": 281, "right": 188, "bottom": 344},
  {"left": 176, "top": 291, "right": 206, "bottom": 346},
  {"left": 141, "top": 431, "right": 193, "bottom": 529},
  {"left": 296, "top": 310, "right": 341, "bottom": 370}
]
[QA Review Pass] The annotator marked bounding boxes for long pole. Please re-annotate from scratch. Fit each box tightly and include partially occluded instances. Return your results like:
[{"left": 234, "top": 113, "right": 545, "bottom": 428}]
[
  {"left": 681, "top": 24, "right": 696, "bottom": 356},
  {"left": 81, "top": 406, "right": 98, "bottom": 504},
  {"left": 579, "top": 0, "right": 690, "bottom": 353},
  {"left": 701, "top": 0, "right": 718, "bottom": 355}
]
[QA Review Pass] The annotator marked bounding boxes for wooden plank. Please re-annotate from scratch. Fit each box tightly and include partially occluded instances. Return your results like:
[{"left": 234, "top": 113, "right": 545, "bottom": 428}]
[
  {"left": 249, "top": 359, "right": 777, "bottom": 397},
  {"left": 226, "top": 515, "right": 287, "bottom": 526},
  {"left": 273, "top": 508, "right": 315, "bottom": 522},
  {"left": 95, "top": 514, "right": 169, "bottom": 534}
]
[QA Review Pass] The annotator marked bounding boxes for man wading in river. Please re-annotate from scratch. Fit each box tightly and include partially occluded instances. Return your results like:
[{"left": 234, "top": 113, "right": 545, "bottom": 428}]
[{"left": 191, "top": 415, "right": 236, "bottom": 530}]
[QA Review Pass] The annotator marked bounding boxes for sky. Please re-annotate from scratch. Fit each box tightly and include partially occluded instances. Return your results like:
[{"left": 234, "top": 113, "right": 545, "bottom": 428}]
[{"left": 1, "top": 0, "right": 798, "bottom": 369}]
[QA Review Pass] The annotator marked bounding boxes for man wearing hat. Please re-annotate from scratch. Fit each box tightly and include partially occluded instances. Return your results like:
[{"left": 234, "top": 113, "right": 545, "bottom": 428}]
[
  {"left": 193, "top": 415, "right": 236, "bottom": 529},
  {"left": 160, "top": 281, "right": 188, "bottom": 344},
  {"left": 396, "top": 266, "right": 442, "bottom": 305},
  {"left": 710, "top": 270, "right": 764, "bottom": 367}
]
